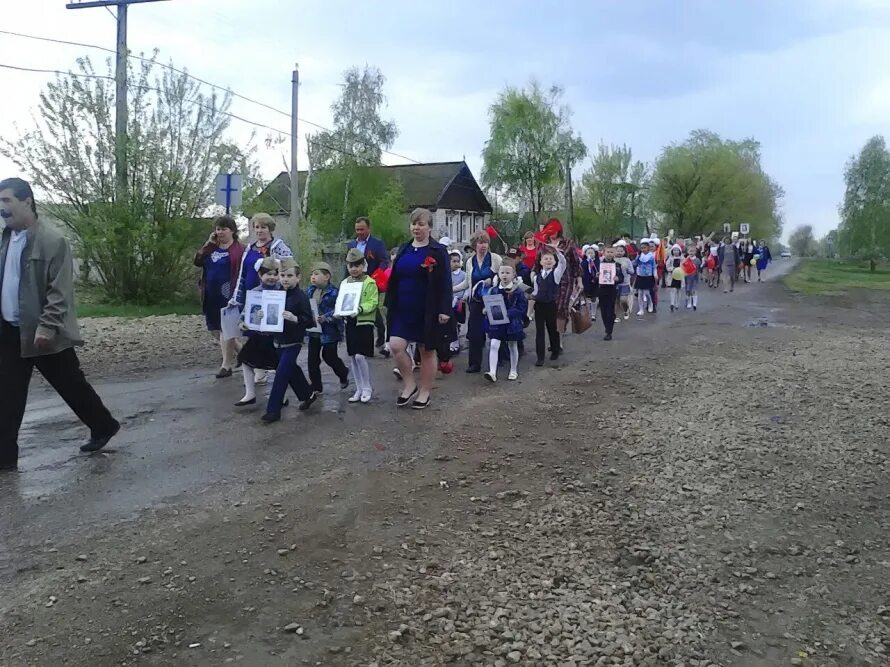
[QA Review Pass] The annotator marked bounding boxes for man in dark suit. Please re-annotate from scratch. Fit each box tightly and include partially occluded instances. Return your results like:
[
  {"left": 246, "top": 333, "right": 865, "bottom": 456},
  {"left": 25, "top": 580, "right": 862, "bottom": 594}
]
[{"left": 347, "top": 217, "right": 389, "bottom": 350}]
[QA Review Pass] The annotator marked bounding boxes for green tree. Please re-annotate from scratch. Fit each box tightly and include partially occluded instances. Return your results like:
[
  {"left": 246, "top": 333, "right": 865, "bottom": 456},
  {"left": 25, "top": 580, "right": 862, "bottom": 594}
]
[
  {"left": 576, "top": 143, "right": 649, "bottom": 240},
  {"left": 367, "top": 178, "right": 407, "bottom": 250},
  {"left": 307, "top": 66, "right": 398, "bottom": 236},
  {"left": 838, "top": 135, "right": 890, "bottom": 269},
  {"left": 0, "top": 55, "right": 260, "bottom": 304},
  {"left": 649, "top": 130, "right": 782, "bottom": 240},
  {"left": 788, "top": 224, "right": 818, "bottom": 257},
  {"left": 481, "top": 81, "right": 586, "bottom": 225}
]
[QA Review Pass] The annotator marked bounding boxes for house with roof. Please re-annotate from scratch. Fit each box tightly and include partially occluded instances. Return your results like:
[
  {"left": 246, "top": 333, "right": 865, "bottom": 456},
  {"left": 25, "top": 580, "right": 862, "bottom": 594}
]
[{"left": 258, "top": 160, "right": 493, "bottom": 245}]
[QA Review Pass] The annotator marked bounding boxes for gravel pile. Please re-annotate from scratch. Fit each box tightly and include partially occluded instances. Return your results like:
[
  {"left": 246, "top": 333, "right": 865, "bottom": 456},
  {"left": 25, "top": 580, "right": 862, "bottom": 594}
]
[
  {"left": 78, "top": 315, "right": 209, "bottom": 377},
  {"left": 362, "top": 325, "right": 890, "bottom": 666}
]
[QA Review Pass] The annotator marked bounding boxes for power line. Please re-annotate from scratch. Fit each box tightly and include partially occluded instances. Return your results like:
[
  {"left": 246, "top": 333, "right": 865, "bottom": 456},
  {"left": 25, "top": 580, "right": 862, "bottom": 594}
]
[{"left": 0, "top": 28, "right": 424, "bottom": 165}]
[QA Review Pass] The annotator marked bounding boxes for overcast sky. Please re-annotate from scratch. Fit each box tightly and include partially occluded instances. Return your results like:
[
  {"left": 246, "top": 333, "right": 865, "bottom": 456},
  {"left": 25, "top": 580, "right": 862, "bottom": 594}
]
[{"left": 2, "top": 0, "right": 889, "bottom": 239}]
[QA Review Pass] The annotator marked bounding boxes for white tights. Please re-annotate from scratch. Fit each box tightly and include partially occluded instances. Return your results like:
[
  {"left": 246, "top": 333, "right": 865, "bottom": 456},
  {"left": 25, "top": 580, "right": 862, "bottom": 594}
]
[
  {"left": 488, "top": 339, "right": 518, "bottom": 378},
  {"left": 350, "top": 354, "right": 372, "bottom": 394},
  {"left": 240, "top": 365, "right": 256, "bottom": 402}
]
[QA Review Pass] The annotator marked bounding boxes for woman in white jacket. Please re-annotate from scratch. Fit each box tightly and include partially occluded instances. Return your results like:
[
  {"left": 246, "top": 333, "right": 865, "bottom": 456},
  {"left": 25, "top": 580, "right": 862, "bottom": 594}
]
[{"left": 455, "top": 231, "right": 502, "bottom": 373}]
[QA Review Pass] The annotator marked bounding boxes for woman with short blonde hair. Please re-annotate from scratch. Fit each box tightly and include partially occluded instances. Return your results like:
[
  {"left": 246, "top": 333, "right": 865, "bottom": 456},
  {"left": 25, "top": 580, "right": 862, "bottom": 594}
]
[
  {"left": 454, "top": 228, "right": 502, "bottom": 373},
  {"left": 385, "top": 208, "right": 452, "bottom": 409}
]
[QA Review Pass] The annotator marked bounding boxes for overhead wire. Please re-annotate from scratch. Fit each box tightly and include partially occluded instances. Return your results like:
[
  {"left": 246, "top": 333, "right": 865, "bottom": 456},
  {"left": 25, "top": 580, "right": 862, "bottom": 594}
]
[{"left": 0, "top": 28, "right": 424, "bottom": 165}]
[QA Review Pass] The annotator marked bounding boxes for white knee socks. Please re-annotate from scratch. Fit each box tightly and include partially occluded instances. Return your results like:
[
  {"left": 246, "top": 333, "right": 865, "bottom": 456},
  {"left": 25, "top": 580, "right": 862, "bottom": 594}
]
[{"left": 240, "top": 366, "right": 256, "bottom": 402}]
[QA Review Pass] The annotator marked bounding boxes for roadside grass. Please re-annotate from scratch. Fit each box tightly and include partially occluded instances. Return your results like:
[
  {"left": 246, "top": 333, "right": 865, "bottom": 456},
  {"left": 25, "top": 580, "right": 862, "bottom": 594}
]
[
  {"left": 76, "top": 282, "right": 202, "bottom": 318},
  {"left": 77, "top": 302, "right": 202, "bottom": 318},
  {"left": 784, "top": 258, "right": 890, "bottom": 296}
]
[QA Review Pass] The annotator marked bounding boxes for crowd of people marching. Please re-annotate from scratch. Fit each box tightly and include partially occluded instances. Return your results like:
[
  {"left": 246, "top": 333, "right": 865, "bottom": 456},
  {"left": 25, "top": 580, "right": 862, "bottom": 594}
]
[
  {"left": 0, "top": 173, "right": 776, "bottom": 471},
  {"left": 195, "top": 210, "right": 773, "bottom": 423}
]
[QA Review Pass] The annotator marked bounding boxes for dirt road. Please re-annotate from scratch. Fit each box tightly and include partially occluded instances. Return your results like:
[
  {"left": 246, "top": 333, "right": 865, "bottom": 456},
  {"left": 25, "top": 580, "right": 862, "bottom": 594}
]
[{"left": 1, "top": 263, "right": 888, "bottom": 666}]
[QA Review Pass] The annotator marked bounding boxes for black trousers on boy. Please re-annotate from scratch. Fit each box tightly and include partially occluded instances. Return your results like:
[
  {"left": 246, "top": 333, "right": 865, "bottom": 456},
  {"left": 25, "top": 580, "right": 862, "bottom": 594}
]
[
  {"left": 599, "top": 287, "right": 617, "bottom": 335},
  {"left": 307, "top": 336, "right": 348, "bottom": 392},
  {"left": 0, "top": 321, "right": 118, "bottom": 468},
  {"left": 534, "top": 301, "right": 559, "bottom": 362}
]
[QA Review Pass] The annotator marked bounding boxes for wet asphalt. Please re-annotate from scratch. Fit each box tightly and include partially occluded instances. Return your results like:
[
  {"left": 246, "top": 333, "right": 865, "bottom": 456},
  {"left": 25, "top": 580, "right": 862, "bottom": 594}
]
[{"left": 0, "top": 261, "right": 795, "bottom": 577}]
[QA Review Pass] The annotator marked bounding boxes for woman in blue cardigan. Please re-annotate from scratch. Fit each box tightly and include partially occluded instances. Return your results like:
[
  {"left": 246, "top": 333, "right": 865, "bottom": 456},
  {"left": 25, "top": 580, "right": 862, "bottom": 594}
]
[{"left": 385, "top": 208, "right": 452, "bottom": 410}]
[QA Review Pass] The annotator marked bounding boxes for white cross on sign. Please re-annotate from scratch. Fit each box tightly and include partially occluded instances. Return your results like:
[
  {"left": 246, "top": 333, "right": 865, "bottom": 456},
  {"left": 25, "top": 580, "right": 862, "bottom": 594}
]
[{"left": 215, "top": 173, "right": 243, "bottom": 212}]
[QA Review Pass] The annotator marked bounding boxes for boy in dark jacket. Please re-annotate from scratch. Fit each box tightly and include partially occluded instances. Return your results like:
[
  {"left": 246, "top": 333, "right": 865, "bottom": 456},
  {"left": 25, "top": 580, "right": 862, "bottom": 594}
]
[
  {"left": 306, "top": 263, "right": 349, "bottom": 394},
  {"left": 263, "top": 259, "right": 316, "bottom": 423}
]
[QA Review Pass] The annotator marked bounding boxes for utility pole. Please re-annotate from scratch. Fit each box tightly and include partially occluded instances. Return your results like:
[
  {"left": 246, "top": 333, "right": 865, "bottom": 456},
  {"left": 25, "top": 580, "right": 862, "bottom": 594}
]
[
  {"left": 289, "top": 65, "right": 300, "bottom": 249},
  {"left": 66, "top": 0, "right": 169, "bottom": 204},
  {"left": 564, "top": 156, "right": 574, "bottom": 236}
]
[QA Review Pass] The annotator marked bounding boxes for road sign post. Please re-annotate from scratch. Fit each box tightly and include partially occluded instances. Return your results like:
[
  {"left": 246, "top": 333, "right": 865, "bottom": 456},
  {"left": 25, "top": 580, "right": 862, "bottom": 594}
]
[{"left": 215, "top": 173, "right": 243, "bottom": 214}]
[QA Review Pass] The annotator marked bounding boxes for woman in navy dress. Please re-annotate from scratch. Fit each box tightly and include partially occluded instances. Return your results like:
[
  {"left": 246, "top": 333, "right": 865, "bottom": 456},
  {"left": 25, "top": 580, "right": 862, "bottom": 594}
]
[
  {"left": 193, "top": 215, "right": 245, "bottom": 378},
  {"left": 386, "top": 208, "right": 452, "bottom": 409}
]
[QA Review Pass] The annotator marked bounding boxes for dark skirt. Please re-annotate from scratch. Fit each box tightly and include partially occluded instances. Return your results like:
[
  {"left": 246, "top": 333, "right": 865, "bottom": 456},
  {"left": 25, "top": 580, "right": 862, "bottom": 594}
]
[
  {"left": 636, "top": 276, "right": 656, "bottom": 291},
  {"left": 670, "top": 279, "right": 682, "bottom": 289},
  {"left": 237, "top": 334, "right": 278, "bottom": 370},
  {"left": 583, "top": 285, "right": 599, "bottom": 300},
  {"left": 346, "top": 321, "right": 375, "bottom": 357}
]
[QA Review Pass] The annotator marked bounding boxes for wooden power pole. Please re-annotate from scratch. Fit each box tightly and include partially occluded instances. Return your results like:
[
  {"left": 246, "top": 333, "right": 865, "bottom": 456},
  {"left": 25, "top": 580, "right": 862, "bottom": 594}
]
[{"left": 66, "top": 0, "right": 169, "bottom": 203}]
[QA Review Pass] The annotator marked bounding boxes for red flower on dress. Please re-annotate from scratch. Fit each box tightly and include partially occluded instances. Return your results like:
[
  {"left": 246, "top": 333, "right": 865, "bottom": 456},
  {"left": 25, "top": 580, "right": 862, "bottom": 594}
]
[{"left": 421, "top": 256, "right": 437, "bottom": 272}]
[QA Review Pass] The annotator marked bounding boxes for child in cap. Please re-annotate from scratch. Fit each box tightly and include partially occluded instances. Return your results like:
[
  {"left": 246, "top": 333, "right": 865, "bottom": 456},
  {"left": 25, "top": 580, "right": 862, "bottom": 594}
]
[
  {"left": 306, "top": 262, "right": 349, "bottom": 394},
  {"left": 342, "top": 248, "right": 379, "bottom": 403},
  {"left": 235, "top": 257, "right": 282, "bottom": 407},
  {"left": 262, "top": 258, "right": 317, "bottom": 423}
]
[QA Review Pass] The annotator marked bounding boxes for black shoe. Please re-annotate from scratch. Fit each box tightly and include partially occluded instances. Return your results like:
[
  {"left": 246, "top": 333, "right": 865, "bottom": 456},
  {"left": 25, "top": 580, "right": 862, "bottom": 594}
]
[
  {"left": 411, "top": 397, "right": 431, "bottom": 410},
  {"left": 535, "top": 359, "right": 545, "bottom": 367},
  {"left": 80, "top": 421, "right": 121, "bottom": 453},
  {"left": 549, "top": 352, "right": 559, "bottom": 361},
  {"left": 261, "top": 413, "right": 281, "bottom": 424},
  {"left": 234, "top": 397, "right": 256, "bottom": 407},
  {"left": 465, "top": 366, "right": 480, "bottom": 374},
  {"left": 282, "top": 398, "right": 290, "bottom": 407},
  {"left": 0, "top": 462, "right": 17, "bottom": 473},
  {"left": 298, "top": 392, "right": 318, "bottom": 411},
  {"left": 339, "top": 376, "right": 349, "bottom": 390},
  {"left": 380, "top": 348, "right": 391, "bottom": 359},
  {"left": 604, "top": 334, "right": 612, "bottom": 341},
  {"left": 215, "top": 367, "right": 233, "bottom": 379},
  {"left": 397, "top": 386, "right": 419, "bottom": 407}
]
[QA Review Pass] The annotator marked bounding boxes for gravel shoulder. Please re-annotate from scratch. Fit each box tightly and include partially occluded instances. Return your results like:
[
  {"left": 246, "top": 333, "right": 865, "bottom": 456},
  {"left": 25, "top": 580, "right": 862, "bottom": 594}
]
[{"left": 1, "top": 277, "right": 888, "bottom": 666}]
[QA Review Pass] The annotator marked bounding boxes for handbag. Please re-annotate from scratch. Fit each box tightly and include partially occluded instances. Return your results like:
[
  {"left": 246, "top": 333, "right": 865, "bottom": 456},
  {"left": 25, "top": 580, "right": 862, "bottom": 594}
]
[{"left": 570, "top": 300, "right": 593, "bottom": 334}]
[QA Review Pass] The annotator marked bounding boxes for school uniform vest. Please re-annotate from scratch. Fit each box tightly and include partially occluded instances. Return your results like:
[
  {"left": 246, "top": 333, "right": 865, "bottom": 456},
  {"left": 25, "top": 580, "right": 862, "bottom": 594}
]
[{"left": 535, "top": 270, "right": 559, "bottom": 303}]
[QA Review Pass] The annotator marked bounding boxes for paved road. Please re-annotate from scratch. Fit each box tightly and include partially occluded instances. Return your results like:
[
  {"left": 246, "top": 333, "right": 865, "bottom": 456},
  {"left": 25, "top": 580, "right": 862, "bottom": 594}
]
[{"left": 0, "top": 260, "right": 796, "bottom": 578}]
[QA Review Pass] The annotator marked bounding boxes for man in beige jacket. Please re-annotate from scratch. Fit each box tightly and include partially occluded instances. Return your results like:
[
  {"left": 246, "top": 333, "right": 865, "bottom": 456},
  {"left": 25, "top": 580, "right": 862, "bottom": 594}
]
[{"left": 0, "top": 178, "right": 119, "bottom": 472}]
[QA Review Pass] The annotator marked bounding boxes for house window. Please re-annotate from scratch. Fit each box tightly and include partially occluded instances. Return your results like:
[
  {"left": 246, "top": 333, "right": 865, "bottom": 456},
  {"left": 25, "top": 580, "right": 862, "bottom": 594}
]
[
  {"left": 446, "top": 210, "right": 459, "bottom": 241},
  {"left": 461, "top": 212, "right": 472, "bottom": 242}
]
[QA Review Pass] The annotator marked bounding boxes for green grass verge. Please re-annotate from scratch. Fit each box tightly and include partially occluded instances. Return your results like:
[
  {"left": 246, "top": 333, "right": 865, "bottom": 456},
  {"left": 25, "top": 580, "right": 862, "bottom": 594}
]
[
  {"left": 77, "top": 301, "right": 202, "bottom": 319},
  {"left": 784, "top": 258, "right": 890, "bottom": 296}
]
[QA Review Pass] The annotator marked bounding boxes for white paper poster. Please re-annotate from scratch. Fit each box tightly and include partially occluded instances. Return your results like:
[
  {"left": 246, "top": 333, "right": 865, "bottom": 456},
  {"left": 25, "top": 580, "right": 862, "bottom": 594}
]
[
  {"left": 598, "top": 263, "right": 616, "bottom": 285},
  {"left": 482, "top": 293, "right": 509, "bottom": 326},
  {"left": 244, "top": 290, "right": 286, "bottom": 333},
  {"left": 334, "top": 280, "right": 363, "bottom": 317},
  {"left": 220, "top": 305, "right": 242, "bottom": 341}
]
